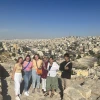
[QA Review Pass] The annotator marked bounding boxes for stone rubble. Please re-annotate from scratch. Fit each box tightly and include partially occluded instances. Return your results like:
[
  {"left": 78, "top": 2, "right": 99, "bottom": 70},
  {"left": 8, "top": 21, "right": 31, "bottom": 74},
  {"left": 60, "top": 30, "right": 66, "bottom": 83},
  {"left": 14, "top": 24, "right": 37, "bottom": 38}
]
[{"left": 0, "top": 36, "right": 100, "bottom": 100}]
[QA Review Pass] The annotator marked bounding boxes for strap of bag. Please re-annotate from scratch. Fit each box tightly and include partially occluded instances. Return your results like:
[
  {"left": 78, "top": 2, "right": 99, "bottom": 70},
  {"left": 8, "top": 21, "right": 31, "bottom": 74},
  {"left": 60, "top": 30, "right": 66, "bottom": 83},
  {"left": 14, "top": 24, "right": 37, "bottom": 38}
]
[
  {"left": 23, "top": 62, "right": 30, "bottom": 70},
  {"left": 64, "top": 62, "right": 71, "bottom": 69}
]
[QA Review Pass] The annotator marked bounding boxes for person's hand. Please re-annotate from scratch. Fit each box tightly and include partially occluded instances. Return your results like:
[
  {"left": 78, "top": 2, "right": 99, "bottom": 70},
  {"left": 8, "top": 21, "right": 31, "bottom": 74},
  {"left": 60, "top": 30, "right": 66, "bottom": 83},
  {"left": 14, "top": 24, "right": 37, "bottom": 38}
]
[
  {"left": 11, "top": 76, "right": 14, "bottom": 81},
  {"left": 65, "top": 67, "right": 69, "bottom": 70}
]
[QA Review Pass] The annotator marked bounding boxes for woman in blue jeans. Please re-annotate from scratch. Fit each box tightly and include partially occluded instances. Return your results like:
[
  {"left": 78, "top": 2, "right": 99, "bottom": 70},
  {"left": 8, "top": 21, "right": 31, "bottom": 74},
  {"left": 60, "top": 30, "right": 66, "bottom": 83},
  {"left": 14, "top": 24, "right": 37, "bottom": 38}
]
[
  {"left": 32, "top": 54, "right": 43, "bottom": 93},
  {"left": 23, "top": 55, "right": 33, "bottom": 96}
]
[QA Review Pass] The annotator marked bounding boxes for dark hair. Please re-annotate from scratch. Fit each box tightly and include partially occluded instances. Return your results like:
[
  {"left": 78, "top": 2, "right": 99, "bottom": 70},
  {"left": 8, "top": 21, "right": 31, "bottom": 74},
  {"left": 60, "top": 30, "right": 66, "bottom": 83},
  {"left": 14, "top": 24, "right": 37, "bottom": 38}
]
[
  {"left": 24, "top": 55, "right": 31, "bottom": 62},
  {"left": 33, "top": 54, "right": 40, "bottom": 59},
  {"left": 64, "top": 53, "right": 70, "bottom": 58},
  {"left": 49, "top": 56, "right": 54, "bottom": 60},
  {"left": 17, "top": 57, "right": 23, "bottom": 63}
]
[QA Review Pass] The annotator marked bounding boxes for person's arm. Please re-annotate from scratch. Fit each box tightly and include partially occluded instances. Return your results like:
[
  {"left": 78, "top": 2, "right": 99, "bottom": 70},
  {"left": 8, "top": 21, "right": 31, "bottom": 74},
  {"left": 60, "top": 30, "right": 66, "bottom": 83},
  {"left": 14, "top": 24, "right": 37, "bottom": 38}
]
[
  {"left": 65, "top": 63, "right": 72, "bottom": 71},
  {"left": 12, "top": 65, "right": 17, "bottom": 80},
  {"left": 47, "top": 63, "right": 49, "bottom": 71},
  {"left": 56, "top": 63, "right": 60, "bottom": 71},
  {"left": 40, "top": 60, "right": 43, "bottom": 68}
]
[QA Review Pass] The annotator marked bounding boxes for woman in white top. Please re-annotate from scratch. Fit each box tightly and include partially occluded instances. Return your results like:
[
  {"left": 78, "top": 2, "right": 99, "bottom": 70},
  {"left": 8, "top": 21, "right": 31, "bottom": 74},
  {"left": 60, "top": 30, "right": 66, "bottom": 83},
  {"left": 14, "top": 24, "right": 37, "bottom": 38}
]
[{"left": 44, "top": 56, "right": 59, "bottom": 98}]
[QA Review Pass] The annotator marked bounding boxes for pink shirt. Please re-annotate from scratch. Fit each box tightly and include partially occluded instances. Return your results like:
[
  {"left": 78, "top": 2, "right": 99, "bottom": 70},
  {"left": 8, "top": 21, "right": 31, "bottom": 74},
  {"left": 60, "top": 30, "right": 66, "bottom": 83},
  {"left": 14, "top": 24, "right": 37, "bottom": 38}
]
[{"left": 23, "top": 61, "right": 33, "bottom": 71}]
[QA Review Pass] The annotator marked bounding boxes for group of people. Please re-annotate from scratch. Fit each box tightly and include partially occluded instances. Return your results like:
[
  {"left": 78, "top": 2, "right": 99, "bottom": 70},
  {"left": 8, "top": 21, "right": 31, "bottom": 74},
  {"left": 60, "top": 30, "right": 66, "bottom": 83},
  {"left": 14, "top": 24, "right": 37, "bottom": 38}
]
[{"left": 12, "top": 53, "right": 72, "bottom": 100}]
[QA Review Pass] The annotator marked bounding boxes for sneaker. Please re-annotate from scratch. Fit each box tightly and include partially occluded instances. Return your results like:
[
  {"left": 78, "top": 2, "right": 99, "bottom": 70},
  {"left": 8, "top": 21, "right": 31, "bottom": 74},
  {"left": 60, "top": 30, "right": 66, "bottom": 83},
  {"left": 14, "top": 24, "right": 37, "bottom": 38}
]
[
  {"left": 27, "top": 91, "right": 29, "bottom": 94},
  {"left": 15, "top": 96, "right": 20, "bottom": 100},
  {"left": 18, "top": 94, "right": 21, "bottom": 97},
  {"left": 24, "top": 92, "right": 29, "bottom": 96}
]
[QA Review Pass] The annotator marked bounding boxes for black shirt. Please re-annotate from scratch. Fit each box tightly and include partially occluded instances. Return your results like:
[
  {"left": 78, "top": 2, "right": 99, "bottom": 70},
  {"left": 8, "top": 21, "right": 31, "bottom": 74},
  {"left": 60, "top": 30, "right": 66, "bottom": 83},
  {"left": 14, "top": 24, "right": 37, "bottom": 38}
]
[{"left": 60, "top": 61, "right": 72, "bottom": 79}]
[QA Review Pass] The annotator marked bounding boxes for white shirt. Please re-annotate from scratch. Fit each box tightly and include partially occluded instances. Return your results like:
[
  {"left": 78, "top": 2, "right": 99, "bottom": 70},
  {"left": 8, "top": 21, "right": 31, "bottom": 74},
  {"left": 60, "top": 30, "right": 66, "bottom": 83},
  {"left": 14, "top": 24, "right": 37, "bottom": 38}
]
[{"left": 47, "top": 62, "right": 59, "bottom": 77}]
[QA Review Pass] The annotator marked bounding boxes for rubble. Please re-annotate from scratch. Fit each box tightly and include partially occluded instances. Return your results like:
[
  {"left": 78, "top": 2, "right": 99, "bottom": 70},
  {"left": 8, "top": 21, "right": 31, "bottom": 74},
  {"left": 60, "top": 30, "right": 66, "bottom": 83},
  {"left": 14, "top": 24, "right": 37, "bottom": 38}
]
[{"left": 0, "top": 36, "right": 100, "bottom": 100}]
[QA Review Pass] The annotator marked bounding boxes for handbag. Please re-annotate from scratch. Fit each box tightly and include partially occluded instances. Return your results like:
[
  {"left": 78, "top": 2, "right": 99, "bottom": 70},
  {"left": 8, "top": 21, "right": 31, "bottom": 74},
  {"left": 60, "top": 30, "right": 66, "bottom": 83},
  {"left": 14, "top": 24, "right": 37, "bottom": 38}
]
[{"left": 36, "top": 61, "right": 42, "bottom": 75}]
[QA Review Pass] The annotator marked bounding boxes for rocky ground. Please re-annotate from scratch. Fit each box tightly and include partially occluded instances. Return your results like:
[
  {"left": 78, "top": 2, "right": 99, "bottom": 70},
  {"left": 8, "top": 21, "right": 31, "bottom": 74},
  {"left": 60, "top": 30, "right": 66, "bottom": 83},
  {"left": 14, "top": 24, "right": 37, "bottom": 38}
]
[
  {"left": 0, "top": 36, "right": 100, "bottom": 100},
  {"left": 1, "top": 77, "right": 61, "bottom": 100},
  {"left": 1, "top": 74, "right": 100, "bottom": 100}
]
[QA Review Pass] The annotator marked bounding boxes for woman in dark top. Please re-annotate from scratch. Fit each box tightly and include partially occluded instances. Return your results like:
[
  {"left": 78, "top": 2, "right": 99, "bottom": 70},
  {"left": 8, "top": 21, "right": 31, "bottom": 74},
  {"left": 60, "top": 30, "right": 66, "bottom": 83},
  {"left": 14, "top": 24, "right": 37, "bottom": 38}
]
[
  {"left": 41, "top": 56, "right": 48, "bottom": 93},
  {"left": 60, "top": 53, "right": 72, "bottom": 90}
]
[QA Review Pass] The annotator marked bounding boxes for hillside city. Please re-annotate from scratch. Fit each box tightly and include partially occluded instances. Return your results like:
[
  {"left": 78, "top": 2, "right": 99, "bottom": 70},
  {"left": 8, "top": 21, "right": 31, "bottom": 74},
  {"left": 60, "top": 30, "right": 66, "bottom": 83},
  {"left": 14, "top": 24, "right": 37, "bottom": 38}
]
[{"left": 0, "top": 36, "right": 100, "bottom": 100}]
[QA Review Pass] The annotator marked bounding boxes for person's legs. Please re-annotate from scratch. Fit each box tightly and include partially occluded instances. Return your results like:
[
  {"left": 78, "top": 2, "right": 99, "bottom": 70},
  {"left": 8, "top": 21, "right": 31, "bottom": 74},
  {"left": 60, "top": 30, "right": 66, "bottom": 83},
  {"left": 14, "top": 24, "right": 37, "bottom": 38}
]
[
  {"left": 66, "top": 79, "right": 70, "bottom": 88},
  {"left": 14, "top": 73, "right": 20, "bottom": 96},
  {"left": 27, "top": 71, "right": 32, "bottom": 92},
  {"left": 55, "top": 76, "right": 58, "bottom": 91},
  {"left": 14, "top": 73, "right": 22, "bottom": 100},
  {"left": 61, "top": 78, "right": 64, "bottom": 90},
  {"left": 36, "top": 74, "right": 40, "bottom": 89},
  {"left": 23, "top": 72, "right": 29, "bottom": 92},
  {"left": 64, "top": 78, "right": 66, "bottom": 90},
  {"left": 46, "top": 76, "right": 51, "bottom": 92},
  {"left": 28, "top": 71, "right": 32, "bottom": 81},
  {"left": 44, "top": 78, "right": 46, "bottom": 92},
  {"left": 42, "top": 78, "right": 45, "bottom": 90},
  {"left": 32, "top": 70, "right": 37, "bottom": 89},
  {"left": 61, "top": 78, "right": 66, "bottom": 90},
  {"left": 50, "top": 77, "right": 57, "bottom": 98},
  {"left": 18, "top": 74, "right": 22, "bottom": 95}
]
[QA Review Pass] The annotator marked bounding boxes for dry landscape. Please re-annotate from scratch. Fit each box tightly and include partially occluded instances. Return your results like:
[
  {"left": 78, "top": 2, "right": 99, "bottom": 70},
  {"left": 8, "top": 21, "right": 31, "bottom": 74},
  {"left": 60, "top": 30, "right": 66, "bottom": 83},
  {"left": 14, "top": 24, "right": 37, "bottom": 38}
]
[{"left": 0, "top": 36, "right": 100, "bottom": 100}]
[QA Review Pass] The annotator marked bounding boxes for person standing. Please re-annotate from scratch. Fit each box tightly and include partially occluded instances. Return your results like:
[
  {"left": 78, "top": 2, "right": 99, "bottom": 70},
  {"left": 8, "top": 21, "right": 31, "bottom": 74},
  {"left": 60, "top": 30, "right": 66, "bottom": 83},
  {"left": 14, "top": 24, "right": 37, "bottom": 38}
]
[
  {"left": 41, "top": 56, "right": 48, "bottom": 93},
  {"left": 23, "top": 55, "right": 33, "bottom": 96},
  {"left": 32, "top": 54, "right": 43, "bottom": 93},
  {"left": 60, "top": 53, "right": 72, "bottom": 90},
  {"left": 44, "top": 56, "right": 59, "bottom": 98},
  {"left": 12, "top": 57, "right": 23, "bottom": 100}
]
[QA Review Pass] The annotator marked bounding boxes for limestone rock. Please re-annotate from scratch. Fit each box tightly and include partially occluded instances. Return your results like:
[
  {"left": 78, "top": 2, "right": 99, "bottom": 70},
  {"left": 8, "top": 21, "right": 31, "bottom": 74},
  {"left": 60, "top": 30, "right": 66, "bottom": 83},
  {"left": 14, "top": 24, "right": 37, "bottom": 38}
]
[{"left": 64, "top": 87, "right": 85, "bottom": 100}]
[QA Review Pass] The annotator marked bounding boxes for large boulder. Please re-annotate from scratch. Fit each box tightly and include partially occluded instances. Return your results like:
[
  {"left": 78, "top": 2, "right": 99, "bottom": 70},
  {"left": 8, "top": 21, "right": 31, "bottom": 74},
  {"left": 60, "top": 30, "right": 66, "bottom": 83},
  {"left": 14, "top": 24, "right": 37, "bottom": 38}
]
[
  {"left": 73, "top": 56, "right": 97, "bottom": 69},
  {"left": 64, "top": 87, "right": 85, "bottom": 100}
]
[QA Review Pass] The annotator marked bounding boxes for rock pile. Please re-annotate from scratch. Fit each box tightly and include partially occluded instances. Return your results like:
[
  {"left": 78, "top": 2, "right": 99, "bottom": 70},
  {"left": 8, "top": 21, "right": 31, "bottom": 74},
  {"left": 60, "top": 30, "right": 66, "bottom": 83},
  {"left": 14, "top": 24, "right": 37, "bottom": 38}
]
[{"left": 63, "top": 77, "right": 100, "bottom": 100}]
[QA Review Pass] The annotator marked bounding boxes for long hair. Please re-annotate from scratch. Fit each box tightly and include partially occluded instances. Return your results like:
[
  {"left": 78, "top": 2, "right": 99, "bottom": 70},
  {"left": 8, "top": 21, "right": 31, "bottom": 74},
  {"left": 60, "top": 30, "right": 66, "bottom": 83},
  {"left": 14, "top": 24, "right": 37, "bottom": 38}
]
[
  {"left": 24, "top": 55, "right": 31, "bottom": 62},
  {"left": 17, "top": 57, "right": 23, "bottom": 64}
]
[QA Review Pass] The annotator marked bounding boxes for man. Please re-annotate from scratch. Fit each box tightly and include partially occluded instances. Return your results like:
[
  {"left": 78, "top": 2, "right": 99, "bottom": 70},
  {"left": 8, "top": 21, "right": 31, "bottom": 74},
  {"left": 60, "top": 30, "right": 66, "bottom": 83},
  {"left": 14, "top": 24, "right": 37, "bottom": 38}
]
[{"left": 60, "top": 53, "right": 72, "bottom": 90}]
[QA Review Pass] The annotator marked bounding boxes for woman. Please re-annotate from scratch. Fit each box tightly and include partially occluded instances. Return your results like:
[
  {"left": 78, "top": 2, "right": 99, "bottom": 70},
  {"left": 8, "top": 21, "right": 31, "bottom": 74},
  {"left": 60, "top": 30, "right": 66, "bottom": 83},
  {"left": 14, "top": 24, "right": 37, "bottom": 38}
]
[
  {"left": 23, "top": 55, "right": 33, "bottom": 96},
  {"left": 32, "top": 54, "right": 43, "bottom": 93},
  {"left": 44, "top": 56, "right": 59, "bottom": 98},
  {"left": 41, "top": 56, "right": 48, "bottom": 93},
  {"left": 12, "top": 57, "right": 23, "bottom": 100}
]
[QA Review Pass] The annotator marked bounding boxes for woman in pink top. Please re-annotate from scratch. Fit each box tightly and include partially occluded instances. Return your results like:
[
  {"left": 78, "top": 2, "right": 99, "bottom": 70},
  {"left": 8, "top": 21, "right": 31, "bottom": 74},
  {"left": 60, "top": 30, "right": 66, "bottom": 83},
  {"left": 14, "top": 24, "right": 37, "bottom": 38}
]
[{"left": 23, "top": 55, "right": 33, "bottom": 96}]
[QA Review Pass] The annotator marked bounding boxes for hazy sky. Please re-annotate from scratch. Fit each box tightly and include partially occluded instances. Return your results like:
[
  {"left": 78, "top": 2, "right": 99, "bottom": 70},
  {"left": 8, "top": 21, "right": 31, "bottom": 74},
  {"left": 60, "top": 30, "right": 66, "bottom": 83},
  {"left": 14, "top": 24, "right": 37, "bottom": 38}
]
[{"left": 0, "top": 0, "right": 100, "bottom": 39}]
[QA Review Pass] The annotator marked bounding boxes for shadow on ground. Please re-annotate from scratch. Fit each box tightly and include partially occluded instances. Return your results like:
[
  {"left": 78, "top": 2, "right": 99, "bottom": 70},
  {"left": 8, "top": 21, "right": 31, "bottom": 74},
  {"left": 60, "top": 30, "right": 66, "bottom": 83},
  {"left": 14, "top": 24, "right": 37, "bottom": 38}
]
[
  {"left": 58, "top": 78, "right": 63, "bottom": 100},
  {"left": 0, "top": 64, "right": 11, "bottom": 100}
]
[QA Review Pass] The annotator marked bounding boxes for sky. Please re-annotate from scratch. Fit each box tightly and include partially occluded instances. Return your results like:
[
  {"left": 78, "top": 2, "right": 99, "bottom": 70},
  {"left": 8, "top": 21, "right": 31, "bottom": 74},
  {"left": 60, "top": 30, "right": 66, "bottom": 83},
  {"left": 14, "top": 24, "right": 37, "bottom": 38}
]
[{"left": 0, "top": 0, "right": 100, "bottom": 39}]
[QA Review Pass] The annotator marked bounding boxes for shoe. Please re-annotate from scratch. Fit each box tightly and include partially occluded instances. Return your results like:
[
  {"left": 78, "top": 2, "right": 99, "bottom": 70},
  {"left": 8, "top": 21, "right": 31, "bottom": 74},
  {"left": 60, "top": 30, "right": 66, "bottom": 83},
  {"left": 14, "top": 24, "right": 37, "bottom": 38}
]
[
  {"left": 15, "top": 96, "right": 20, "bottom": 100},
  {"left": 44, "top": 92, "right": 49, "bottom": 96},
  {"left": 42, "top": 89, "right": 46, "bottom": 94},
  {"left": 24, "top": 92, "right": 29, "bottom": 96},
  {"left": 27, "top": 91, "right": 29, "bottom": 94},
  {"left": 32, "top": 89, "right": 35, "bottom": 93},
  {"left": 18, "top": 94, "right": 21, "bottom": 97}
]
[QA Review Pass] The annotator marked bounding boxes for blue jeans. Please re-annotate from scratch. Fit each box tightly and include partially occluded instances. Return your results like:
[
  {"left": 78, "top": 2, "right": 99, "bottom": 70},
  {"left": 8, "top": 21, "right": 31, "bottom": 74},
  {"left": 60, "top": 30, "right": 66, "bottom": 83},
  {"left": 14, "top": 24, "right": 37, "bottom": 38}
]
[
  {"left": 23, "top": 70, "right": 32, "bottom": 91},
  {"left": 32, "top": 69, "right": 40, "bottom": 89}
]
